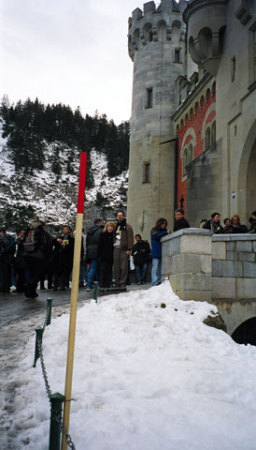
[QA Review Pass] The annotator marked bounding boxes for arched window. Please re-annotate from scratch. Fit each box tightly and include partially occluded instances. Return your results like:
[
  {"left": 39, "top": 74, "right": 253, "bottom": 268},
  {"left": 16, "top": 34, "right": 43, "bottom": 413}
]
[
  {"left": 211, "top": 121, "right": 216, "bottom": 145},
  {"left": 205, "top": 127, "right": 211, "bottom": 149},
  {"left": 183, "top": 148, "right": 188, "bottom": 177}
]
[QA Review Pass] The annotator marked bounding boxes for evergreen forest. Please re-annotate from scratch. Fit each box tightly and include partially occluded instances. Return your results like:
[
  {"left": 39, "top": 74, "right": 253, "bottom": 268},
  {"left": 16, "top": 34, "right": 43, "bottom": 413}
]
[{"left": 0, "top": 97, "right": 130, "bottom": 188}]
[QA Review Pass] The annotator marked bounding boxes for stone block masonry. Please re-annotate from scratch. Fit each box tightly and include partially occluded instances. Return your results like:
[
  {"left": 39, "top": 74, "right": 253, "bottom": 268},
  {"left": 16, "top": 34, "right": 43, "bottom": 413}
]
[
  {"left": 212, "top": 234, "right": 256, "bottom": 299},
  {"left": 162, "top": 230, "right": 256, "bottom": 334},
  {"left": 162, "top": 228, "right": 212, "bottom": 301}
]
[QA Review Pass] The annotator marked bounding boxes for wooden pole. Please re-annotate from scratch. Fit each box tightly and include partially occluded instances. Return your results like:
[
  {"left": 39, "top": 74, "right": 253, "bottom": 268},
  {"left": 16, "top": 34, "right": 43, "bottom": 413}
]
[{"left": 62, "top": 152, "right": 87, "bottom": 450}]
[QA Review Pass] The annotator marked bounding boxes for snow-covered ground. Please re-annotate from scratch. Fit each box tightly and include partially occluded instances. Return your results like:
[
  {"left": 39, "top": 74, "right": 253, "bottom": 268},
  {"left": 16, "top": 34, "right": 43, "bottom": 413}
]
[{"left": 4, "top": 282, "right": 256, "bottom": 449}]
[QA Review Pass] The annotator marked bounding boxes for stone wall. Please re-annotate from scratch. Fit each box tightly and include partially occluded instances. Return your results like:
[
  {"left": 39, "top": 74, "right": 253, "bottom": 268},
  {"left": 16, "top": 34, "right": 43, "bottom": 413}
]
[
  {"left": 212, "top": 234, "right": 256, "bottom": 299},
  {"left": 162, "top": 229, "right": 256, "bottom": 334}
]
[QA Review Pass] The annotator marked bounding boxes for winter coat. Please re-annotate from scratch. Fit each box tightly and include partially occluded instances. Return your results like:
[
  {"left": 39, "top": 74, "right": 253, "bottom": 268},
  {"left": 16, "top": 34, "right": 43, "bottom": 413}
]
[
  {"left": 151, "top": 228, "right": 168, "bottom": 259},
  {"left": 51, "top": 233, "right": 74, "bottom": 273},
  {"left": 131, "top": 240, "right": 151, "bottom": 265},
  {"left": 115, "top": 219, "right": 134, "bottom": 251},
  {"left": 173, "top": 217, "right": 190, "bottom": 232},
  {"left": 203, "top": 220, "right": 223, "bottom": 234},
  {"left": 0, "top": 232, "right": 15, "bottom": 263},
  {"left": 249, "top": 222, "right": 256, "bottom": 234},
  {"left": 86, "top": 225, "right": 103, "bottom": 261},
  {"left": 98, "top": 231, "right": 115, "bottom": 263},
  {"left": 222, "top": 223, "right": 248, "bottom": 234},
  {"left": 14, "top": 237, "right": 26, "bottom": 269},
  {"left": 23, "top": 225, "right": 52, "bottom": 261}
]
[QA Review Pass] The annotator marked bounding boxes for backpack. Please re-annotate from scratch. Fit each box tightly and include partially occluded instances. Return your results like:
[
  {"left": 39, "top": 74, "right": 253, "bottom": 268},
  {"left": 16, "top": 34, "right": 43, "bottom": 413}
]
[{"left": 23, "top": 222, "right": 42, "bottom": 253}]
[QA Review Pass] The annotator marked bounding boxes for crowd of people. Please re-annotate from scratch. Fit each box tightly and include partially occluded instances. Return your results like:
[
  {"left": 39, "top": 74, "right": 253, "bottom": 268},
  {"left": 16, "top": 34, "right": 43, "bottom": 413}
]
[{"left": 0, "top": 209, "right": 255, "bottom": 298}]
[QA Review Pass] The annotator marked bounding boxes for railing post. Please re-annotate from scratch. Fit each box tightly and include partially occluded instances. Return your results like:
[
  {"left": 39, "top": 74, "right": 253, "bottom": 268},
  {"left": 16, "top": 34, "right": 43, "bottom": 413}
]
[
  {"left": 46, "top": 298, "right": 53, "bottom": 326},
  {"left": 33, "top": 327, "right": 44, "bottom": 368},
  {"left": 93, "top": 281, "right": 99, "bottom": 303},
  {"left": 49, "top": 392, "right": 65, "bottom": 450}
]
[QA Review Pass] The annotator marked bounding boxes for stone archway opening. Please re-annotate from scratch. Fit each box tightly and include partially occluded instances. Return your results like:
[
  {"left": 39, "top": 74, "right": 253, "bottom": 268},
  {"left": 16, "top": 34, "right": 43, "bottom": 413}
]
[{"left": 232, "top": 317, "right": 256, "bottom": 346}]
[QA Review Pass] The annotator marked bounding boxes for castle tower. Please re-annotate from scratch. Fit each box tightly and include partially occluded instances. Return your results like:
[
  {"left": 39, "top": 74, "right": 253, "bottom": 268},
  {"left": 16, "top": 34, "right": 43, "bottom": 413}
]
[{"left": 127, "top": 0, "right": 187, "bottom": 240}]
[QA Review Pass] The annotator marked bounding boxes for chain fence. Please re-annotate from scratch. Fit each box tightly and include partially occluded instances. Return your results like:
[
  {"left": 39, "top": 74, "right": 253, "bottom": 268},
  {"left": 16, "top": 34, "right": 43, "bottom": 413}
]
[{"left": 34, "top": 301, "right": 76, "bottom": 450}]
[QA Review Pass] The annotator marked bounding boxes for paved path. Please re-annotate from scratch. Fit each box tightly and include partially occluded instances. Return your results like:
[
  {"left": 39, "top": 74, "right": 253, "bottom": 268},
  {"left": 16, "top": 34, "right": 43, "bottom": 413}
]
[{"left": 0, "top": 287, "right": 92, "bottom": 328}]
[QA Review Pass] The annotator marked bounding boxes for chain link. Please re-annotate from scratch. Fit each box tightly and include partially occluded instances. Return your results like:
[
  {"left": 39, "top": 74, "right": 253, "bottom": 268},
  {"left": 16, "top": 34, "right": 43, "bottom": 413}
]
[
  {"left": 36, "top": 329, "right": 76, "bottom": 449},
  {"left": 37, "top": 338, "right": 52, "bottom": 400},
  {"left": 53, "top": 410, "right": 76, "bottom": 450}
]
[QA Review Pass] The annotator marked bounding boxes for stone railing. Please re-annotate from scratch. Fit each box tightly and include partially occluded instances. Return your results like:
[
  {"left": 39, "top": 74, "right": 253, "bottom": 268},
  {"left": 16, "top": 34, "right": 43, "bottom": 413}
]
[
  {"left": 162, "top": 229, "right": 256, "bottom": 302},
  {"left": 162, "top": 228, "right": 212, "bottom": 301}
]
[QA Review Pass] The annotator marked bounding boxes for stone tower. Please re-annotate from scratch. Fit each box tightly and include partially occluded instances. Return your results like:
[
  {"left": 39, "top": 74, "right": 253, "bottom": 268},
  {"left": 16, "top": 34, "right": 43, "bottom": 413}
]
[{"left": 127, "top": 0, "right": 187, "bottom": 240}]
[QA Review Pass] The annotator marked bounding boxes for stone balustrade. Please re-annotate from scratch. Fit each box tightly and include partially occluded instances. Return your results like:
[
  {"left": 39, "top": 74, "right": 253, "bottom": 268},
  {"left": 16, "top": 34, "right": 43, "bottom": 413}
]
[
  {"left": 162, "top": 228, "right": 212, "bottom": 301},
  {"left": 162, "top": 229, "right": 256, "bottom": 302}
]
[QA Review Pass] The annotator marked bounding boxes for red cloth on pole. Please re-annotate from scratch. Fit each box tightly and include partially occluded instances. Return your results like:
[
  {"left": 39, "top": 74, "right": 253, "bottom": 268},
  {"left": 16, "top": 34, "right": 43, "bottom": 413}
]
[{"left": 77, "top": 152, "right": 87, "bottom": 214}]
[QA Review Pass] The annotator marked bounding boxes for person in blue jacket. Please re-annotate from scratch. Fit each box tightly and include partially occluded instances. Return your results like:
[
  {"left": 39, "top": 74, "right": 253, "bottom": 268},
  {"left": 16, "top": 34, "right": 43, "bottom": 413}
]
[{"left": 151, "top": 218, "right": 171, "bottom": 286}]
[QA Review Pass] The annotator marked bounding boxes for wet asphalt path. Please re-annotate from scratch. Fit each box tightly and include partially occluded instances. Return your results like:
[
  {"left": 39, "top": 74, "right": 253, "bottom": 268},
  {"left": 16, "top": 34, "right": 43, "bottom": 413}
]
[{"left": 0, "top": 287, "right": 92, "bottom": 328}]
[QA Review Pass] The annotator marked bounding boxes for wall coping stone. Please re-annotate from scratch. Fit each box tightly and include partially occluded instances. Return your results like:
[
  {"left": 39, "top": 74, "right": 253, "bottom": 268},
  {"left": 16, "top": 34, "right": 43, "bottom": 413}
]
[
  {"left": 212, "top": 234, "right": 256, "bottom": 242},
  {"left": 161, "top": 228, "right": 212, "bottom": 242}
]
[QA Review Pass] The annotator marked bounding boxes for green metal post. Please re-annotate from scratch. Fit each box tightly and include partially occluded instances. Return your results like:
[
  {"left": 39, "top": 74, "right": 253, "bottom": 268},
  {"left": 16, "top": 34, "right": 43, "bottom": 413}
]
[
  {"left": 93, "top": 281, "right": 99, "bottom": 303},
  {"left": 33, "top": 327, "right": 44, "bottom": 368},
  {"left": 49, "top": 392, "right": 65, "bottom": 450},
  {"left": 46, "top": 298, "right": 53, "bottom": 326}
]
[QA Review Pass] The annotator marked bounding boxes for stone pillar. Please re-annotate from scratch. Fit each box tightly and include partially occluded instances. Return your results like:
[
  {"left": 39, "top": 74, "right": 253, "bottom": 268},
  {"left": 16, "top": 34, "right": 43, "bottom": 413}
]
[{"left": 162, "top": 228, "right": 212, "bottom": 301}]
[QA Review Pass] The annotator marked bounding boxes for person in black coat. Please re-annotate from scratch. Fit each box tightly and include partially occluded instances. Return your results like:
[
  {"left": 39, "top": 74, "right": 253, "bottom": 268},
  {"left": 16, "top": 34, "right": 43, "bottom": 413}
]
[
  {"left": 0, "top": 226, "right": 16, "bottom": 293},
  {"left": 14, "top": 228, "right": 26, "bottom": 293},
  {"left": 52, "top": 225, "right": 74, "bottom": 290},
  {"left": 23, "top": 220, "right": 53, "bottom": 298},
  {"left": 222, "top": 214, "right": 248, "bottom": 234},
  {"left": 173, "top": 209, "right": 190, "bottom": 232},
  {"left": 203, "top": 212, "right": 223, "bottom": 234},
  {"left": 86, "top": 218, "right": 104, "bottom": 290},
  {"left": 131, "top": 234, "right": 151, "bottom": 284},
  {"left": 98, "top": 221, "right": 115, "bottom": 288}
]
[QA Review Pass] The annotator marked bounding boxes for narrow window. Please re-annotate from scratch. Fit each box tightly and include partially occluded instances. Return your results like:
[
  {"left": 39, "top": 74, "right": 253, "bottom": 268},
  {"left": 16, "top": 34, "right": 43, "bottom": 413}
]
[
  {"left": 174, "top": 48, "right": 180, "bottom": 63},
  {"left": 205, "top": 127, "right": 211, "bottom": 149},
  {"left": 145, "top": 88, "right": 153, "bottom": 109},
  {"left": 143, "top": 162, "right": 151, "bottom": 183},
  {"left": 211, "top": 121, "right": 216, "bottom": 144},
  {"left": 183, "top": 148, "right": 188, "bottom": 177},
  {"left": 231, "top": 56, "right": 236, "bottom": 82}
]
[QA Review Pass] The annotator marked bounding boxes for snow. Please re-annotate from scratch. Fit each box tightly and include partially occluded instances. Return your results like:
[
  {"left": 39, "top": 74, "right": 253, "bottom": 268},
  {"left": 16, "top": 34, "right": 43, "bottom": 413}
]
[
  {"left": 5, "top": 282, "right": 256, "bottom": 449},
  {"left": 0, "top": 118, "right": 128, "bottom": 229}
]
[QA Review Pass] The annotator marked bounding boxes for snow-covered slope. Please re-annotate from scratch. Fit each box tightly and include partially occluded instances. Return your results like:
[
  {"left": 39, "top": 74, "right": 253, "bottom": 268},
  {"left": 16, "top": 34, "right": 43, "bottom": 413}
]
[{"left": 0, "top": 122, "right": 128, "bottom": 231}]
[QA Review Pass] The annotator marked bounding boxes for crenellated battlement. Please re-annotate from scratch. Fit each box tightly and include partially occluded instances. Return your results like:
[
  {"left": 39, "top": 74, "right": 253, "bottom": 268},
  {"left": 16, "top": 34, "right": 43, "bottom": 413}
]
[{"left": 128, "top": 0, "right": 187, "bottom": 60}]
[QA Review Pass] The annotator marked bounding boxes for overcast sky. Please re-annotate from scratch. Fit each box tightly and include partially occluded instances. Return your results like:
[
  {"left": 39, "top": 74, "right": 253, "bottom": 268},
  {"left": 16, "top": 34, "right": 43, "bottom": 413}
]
[{"left": 0, "top": 0, "right": 159, "bottom": 124}]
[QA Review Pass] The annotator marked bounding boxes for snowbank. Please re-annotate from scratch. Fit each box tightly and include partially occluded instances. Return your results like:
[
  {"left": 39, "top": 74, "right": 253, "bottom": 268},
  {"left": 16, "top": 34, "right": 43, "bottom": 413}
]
[{"left": 7, "top": 282, "right": 256, "bottom": 449}]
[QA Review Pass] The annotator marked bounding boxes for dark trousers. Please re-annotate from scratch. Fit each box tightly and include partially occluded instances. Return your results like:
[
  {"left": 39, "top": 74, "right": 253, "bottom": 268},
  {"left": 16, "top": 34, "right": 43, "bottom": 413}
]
[
  {"left": 100, "top": 260, "right": 113, "bottom": 287},
  {"left": 0, "top": 255, "right": 12, "bottom": 292},
  {"left": 24, "top": 256, "right": 46, "bottom": 297},
  {"left": 135, "top": 263, "right": 148, "bottom": 282}
]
